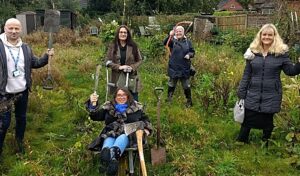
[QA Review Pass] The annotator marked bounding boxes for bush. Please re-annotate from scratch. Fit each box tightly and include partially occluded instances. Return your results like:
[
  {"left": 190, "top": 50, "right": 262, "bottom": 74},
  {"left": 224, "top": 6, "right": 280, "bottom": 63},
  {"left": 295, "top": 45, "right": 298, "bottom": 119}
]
[
  {"left": 99, "top": 20, "right": 119, "bottom": 44},
  {"left": 211, "top": 29, "right": 256, "bottom": 53},
  {"left": 213, "top": 11, "right": 246, "bottom": 16}
]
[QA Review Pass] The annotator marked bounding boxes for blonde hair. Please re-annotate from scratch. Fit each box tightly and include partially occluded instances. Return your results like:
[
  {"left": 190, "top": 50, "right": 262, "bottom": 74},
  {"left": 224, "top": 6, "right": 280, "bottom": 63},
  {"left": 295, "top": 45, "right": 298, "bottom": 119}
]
[{"left": 249, "top": 24, "right": 288, "bottom": 55}]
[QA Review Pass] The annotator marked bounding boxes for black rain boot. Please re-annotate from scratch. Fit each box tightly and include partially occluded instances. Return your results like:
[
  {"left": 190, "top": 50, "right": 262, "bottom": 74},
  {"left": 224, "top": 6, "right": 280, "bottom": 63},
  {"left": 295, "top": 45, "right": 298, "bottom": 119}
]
[
  {"left": 99, "top": 147, "right": 110, "bottom": 172},
  {"left": 167, "top": 86, "right": 175, "bottom": 103},
  {"left": 237, "top": 126, "right": 251, "bottom": 143},
  {"left": 184, "top": 88, "right": 192, "bottom": 107},
  {"left": 106, "top": 147, "right": 121, "bottom": 176},
  {"left": 16, "top": 139, "right": 25, "bottom": 154},
  {"left": 100, "top": 147, "right": 111, "bottom": 163},
  {"left": 262, "top": 128, "right": 273, "bottom": 148}
]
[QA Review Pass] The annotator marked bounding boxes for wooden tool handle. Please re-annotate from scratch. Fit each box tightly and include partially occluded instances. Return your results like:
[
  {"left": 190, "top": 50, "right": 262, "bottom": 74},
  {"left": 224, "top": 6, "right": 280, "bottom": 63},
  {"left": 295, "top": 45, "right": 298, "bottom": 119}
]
[
  {"left": 92, "top": 91, "right": 97, "bottom": 106},
  {"left": 136, "top": 130, "right": 147, "bottom": 176}
]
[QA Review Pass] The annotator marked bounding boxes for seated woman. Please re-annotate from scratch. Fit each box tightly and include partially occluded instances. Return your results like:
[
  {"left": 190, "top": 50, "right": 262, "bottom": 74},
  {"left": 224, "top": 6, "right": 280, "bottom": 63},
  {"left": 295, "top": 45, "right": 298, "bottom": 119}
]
[{"left": 86, "top": 88, "right": 152, "bottom": 176}]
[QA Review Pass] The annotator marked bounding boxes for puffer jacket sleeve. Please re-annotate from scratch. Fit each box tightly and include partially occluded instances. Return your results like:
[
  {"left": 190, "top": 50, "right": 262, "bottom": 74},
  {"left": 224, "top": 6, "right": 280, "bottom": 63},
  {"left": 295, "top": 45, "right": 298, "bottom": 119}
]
[
  {"left": 281, "top": 53, "right": 300, "bottom": 76},
  {"left": 237, "top": 60, "right": 252, "bottom": 99}
]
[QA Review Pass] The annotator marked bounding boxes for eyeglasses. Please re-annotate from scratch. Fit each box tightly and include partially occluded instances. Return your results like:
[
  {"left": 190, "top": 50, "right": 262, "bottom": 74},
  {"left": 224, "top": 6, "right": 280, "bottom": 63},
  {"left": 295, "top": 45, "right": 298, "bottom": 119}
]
[
  {"left": 119, "top": 31, "right": 128, "bottom": 34},
  {"left": 116, "top": 94, "right": 127, "bottom": 98}
]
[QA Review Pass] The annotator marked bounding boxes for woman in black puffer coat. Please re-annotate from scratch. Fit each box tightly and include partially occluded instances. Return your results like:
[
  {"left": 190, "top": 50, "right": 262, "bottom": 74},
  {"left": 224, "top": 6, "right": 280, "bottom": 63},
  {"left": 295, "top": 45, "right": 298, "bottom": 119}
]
[{"left": 237, "top": 24, "right": 300, "bottom": 144}]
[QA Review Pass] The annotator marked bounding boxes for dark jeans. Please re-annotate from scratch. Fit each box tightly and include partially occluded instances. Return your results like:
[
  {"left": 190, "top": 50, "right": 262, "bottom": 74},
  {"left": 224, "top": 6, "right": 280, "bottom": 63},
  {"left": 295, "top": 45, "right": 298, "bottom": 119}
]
[{"left": 0, "top": 89, "right": 28, "bottom": 151}]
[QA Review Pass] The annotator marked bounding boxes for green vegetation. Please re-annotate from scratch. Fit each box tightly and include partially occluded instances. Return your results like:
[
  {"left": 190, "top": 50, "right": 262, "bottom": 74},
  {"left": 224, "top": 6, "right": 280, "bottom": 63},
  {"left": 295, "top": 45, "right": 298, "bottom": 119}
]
[{"left": 0, "top": 26, "right": 300, "bottom": 176}]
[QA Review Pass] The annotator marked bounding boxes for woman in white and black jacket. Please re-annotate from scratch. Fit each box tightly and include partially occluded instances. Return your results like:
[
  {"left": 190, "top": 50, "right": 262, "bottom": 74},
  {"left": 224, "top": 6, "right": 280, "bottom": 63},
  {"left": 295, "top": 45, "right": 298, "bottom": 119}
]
[{"left": 237, "top": 24, "right": 300, "bottom": 144}]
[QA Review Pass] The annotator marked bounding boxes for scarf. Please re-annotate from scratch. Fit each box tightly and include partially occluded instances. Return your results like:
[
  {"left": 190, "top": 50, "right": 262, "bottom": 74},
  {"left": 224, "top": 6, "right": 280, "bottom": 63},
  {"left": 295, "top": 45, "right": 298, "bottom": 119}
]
[{"left": 115, "top": 103, "right": 128, "bottom": 113}]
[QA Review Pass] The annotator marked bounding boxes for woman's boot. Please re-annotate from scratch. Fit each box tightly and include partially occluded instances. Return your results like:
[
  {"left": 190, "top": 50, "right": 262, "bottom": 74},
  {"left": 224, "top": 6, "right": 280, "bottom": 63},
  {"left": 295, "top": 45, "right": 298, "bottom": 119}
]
[
  {"left": 262, "top": 128, "right": 273, "bottom": 148},
  {"left": 184, "top": 88, "right": 192, "bottom": 107},
  {"left": 167, "top": 86, "right": 175, "bottom": 103},
  {"left": 237, "top": 126, "right": 251, "bottom": 143},
  {"left": 106, "top": 147, "right": 121, "bottom": 176},
  {"left": 16, "top": 139, "right": 25, "bottom": 154},
  {"left": 99, "top": 147, "right": 110, "bottom": 172}
]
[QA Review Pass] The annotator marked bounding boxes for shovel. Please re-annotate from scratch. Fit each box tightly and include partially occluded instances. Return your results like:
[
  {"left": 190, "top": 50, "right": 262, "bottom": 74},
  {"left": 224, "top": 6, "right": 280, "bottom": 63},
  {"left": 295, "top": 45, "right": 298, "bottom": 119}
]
[
  {"left": 151, "top": 87, "right": 166, "bottom": 166},
  {"left": 42, "top": 9, "right": 60, "bottom": 90}
]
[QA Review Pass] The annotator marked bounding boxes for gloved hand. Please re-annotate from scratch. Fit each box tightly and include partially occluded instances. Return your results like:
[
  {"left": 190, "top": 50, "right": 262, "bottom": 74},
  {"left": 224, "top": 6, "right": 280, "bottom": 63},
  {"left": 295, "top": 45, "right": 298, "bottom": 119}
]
[{"left": 184, "top": 54, "right": 190, "bottom": 60}]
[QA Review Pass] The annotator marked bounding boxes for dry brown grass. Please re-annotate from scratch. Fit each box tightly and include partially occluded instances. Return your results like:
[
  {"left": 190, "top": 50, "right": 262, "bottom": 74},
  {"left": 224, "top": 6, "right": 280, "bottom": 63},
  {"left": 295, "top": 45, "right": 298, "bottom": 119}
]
[{"left": 23, "top": 28, "right": 101, "bottom": 48}]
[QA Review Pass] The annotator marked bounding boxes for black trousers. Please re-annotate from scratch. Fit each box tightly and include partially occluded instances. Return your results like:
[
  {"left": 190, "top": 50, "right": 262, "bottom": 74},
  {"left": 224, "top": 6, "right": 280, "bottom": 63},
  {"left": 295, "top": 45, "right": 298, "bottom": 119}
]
[{"left": 237, "top": 108, "right": 274, "bottom": 143}]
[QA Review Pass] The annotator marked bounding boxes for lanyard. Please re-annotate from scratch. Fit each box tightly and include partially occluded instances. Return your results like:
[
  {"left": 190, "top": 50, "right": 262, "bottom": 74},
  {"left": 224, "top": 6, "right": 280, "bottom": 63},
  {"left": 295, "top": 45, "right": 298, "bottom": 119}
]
[{"left": 8, "top": 46, "right": 20, "bottom": 70}]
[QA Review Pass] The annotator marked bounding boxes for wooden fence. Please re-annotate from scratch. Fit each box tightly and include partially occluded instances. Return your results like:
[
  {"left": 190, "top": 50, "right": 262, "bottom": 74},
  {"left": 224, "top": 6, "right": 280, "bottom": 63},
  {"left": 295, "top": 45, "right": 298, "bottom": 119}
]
[
  {"left": 214, "top": 14, "right": 273, "bottom": 31},
  {"left": 215, "top": 15, "right": 247, "bottom": 31}
]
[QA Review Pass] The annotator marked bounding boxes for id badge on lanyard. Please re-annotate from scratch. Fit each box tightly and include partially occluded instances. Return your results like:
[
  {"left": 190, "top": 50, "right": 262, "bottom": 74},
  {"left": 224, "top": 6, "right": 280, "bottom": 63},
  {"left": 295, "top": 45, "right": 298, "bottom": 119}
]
[{"left": 8, "top": 46, "right": 21, "bottom": 77}]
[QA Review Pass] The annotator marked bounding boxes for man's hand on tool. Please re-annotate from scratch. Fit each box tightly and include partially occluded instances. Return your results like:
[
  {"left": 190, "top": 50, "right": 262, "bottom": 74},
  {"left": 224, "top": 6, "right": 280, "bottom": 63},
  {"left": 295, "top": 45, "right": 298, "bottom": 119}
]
[
  {"left": 47, "top": 48, "right": 54, "bottom": 57},
  {"left": 90, "top": 92, "right": 99, "bottom": 105}
]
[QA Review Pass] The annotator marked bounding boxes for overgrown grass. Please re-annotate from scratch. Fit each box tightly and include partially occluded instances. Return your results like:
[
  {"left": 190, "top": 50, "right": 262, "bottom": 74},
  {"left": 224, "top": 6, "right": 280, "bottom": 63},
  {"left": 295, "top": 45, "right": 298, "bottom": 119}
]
[{"left": 1, "top": 30, "right": 300, "bottom": 176}]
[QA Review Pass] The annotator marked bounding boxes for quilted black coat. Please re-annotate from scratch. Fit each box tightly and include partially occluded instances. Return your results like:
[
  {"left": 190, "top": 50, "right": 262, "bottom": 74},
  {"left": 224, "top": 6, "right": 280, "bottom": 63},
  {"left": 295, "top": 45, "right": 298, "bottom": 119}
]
[{"left": 238, "top": 52, "right": 300, "bottom": 113}]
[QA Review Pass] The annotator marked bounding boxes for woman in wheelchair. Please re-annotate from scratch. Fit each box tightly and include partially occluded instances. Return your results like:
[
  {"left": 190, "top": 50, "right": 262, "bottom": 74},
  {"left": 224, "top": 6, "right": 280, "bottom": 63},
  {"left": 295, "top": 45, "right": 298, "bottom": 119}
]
[{"left": 86, "top": 88, "right": 152, "bottom": 175}]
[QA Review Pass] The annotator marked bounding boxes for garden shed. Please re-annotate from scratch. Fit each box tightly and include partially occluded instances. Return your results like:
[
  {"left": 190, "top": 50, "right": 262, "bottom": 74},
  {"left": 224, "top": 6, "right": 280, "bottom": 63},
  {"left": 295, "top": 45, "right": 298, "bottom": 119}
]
[
  {"left": 60, "top": 9, "right": 76, "bottom": 29},
  {"left": 35, "top": 9, "right": 45, "bottom": 28},
  {"left": 193, "top": 15, "right": 215, "bottom": 41},
  {"left": 35, "top": 9, "right": 76, "bottom": 30},
  {"left": 16, "top": 11, "right": 36, "bottom": 35}
]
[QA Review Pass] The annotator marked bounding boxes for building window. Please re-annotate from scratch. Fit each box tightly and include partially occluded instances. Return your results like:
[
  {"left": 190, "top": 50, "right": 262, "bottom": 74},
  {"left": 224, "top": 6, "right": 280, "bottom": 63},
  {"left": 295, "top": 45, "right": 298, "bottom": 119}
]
[
  {"left": 230, "top": 4, "right": 235, "bottom": 9},
  {"left": 262, "top": 9, "right": 274, "bottom": 14}
]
